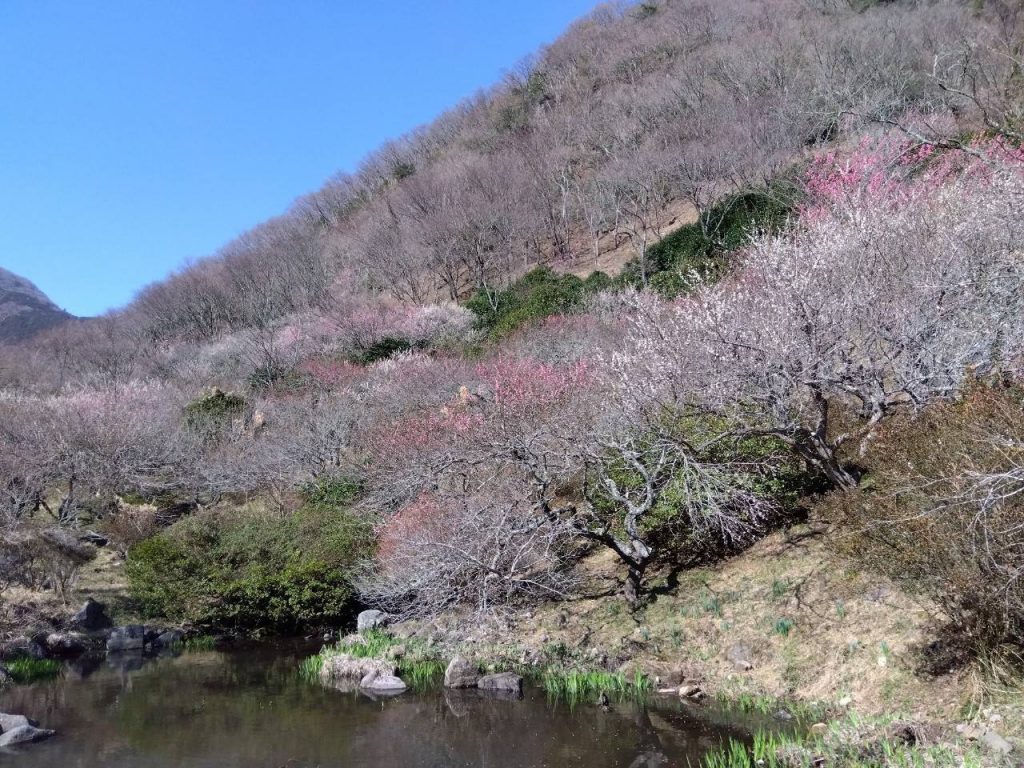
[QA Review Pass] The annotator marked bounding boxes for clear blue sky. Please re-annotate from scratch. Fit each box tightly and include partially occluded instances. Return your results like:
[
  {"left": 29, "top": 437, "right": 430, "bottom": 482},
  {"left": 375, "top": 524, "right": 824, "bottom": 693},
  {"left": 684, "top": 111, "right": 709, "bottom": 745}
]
[{"left": 0, "top": 1, "right": 596, "bottom": 316}]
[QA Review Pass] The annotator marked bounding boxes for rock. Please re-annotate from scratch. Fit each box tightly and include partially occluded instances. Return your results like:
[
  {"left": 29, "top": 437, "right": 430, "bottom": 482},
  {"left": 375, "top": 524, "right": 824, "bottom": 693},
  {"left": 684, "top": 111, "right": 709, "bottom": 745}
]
[
  {"left": 359, "top": 669, "right": 407, "bottom": 694},
  {"left": 26, "top": 635, "right": 48, "bottom": 660},
  {"left": 981, "top": 729, "right": 1013, "bottom": 755},
  {"left": 0, "top": 724, "right": 55, "bottom": 747},
  {"left": 726, "top": 644, "right": 753, "bottom": 671},
  {"left": 319, "top": 654, "right": 395, "bottom": 685},
  {"left": 885, "top": 722, "right": 922, "bottom": 746},
  {"left": 356, "top": 610, "right": 389, "bottom": 634},
  {"left": 0, "top": 667, "right": 11, "bottom": 686},
  {"left": 106, "top": 625, "right": 145, "bottom": 652},
  {"left": 1, "top": 713, "right": 38, "bottom": 732},
  {"left": 72, "top": 598, "right": 111, "bottom": 631},
  {"left": 0, "top": 640, "right": 30, "bottom": 662},
  {"left": 444, "top": 657, "right": 480, "bottom": 688},
  {"left": 152, "top": 630, "right": 183, "bottom": 649},
  {"left": 838, "top": 695, "right": 853, "bottom": 707},
  {"left": 45, "top": 632, "right": 86, "bottom": 657},
  {"left": 642, "top": 662, "right": 687, "bottom": 687},
  {"left": 810, "top": 722, "right": 829, "bottom": 737},
  {"left": 678, "top": 683, "right": 704, "bottom": 699},
  {"left": 477, "top": 672, "right": 523, "bottom": 694},
  {"left": 78, "top": 530, "right": 108, "bottom": 547}
]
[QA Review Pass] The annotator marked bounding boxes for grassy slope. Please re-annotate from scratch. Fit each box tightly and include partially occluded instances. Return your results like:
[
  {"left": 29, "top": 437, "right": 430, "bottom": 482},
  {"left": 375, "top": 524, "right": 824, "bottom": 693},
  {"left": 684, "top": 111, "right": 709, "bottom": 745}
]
[{"left": 398, "top": 524, "right": 1022, "bottom": 742}]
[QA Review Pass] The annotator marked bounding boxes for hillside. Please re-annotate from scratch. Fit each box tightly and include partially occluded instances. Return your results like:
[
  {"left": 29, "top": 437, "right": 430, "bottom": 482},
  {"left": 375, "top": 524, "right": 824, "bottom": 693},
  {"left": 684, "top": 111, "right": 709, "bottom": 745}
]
[
  {"left": 0, "top": 267, "right": 71, "bottom": 343},
  {"left": 2, "top": 1, "right": 1023, "bottom": 765}
]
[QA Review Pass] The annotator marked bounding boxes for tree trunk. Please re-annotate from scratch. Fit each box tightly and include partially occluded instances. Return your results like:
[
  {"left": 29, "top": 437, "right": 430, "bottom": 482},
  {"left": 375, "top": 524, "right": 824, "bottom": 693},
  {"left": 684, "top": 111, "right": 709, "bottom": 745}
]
[
  {"left": 624, "top": 564, "right": 645, "bottom": 609},
  {"left": 794, "top": 431, "right": 858, "bottom": 490}
]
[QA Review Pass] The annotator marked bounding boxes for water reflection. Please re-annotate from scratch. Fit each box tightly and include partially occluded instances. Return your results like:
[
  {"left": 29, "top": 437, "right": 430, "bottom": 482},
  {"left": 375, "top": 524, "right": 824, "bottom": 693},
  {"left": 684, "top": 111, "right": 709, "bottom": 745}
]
[{"left": 1, "top": 644, "right": 752, "bottom": 767}]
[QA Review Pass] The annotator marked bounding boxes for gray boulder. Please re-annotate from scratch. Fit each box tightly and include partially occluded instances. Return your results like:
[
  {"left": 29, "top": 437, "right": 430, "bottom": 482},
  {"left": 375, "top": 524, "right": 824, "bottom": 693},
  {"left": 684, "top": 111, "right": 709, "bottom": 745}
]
[
  {"left": 444, "top": 656, "right": 480, "bottom": 688},
  {"left": 45, "top": 632, "right": 86, "bottom": 657},
  {"left": 982, "top": 729, "right": 1014, "bottom": 756},
  {"left": 726, "top": 644, "right": 754, "bottom": 671},
  {"left": 152, "top": 630, "right": 184, "bottom": 649},
  {"left": 72, "top": 598, "right": 111, "bottom": 631},
  {"left": 359, "top": 668, "right": 407, "bottom": 694},
  {"left": 477, "top": 672, "right": 523, "bottom": 694},
  {"left": 107, "top": 625, "right": 145, "bottom": 652},
  {"left": 0, "top": 725, "right": 55, "bottom": 747},
  {"left": 356, "top": 610, "right": 389, "bottom": 634}
]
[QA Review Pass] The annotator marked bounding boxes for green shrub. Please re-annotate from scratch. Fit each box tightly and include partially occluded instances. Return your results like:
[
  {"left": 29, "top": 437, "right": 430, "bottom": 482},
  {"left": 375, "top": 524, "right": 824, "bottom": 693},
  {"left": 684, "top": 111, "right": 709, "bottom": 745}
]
[
  {"left": 618, "top": 187, "right": 797, "bottom": 296},
  {"left": 466, "top": 266, "right": 609, "bottom": 338},
  {"left": 353, "top": 336, "right": 419, "bottom": 365},
  {"left": 126, "top": 504, "right": 373, "bottom": 632},
  {"left": 301, "top": 476, "right": 362, "bottom": 507},
  {"left": 183, "top": 389, "right": 245, "bottom": 433}
]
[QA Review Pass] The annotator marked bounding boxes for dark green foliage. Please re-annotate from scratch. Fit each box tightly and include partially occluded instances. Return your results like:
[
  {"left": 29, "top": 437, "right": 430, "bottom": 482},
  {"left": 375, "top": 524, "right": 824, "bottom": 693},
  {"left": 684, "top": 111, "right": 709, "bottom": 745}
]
[
  {"left": 126, "top": 504, "right": 374, "bottom": 632},
  {"left": 466, "top": 266, "right": 609, "bottom": 338},
  {"left": 391, "top": 161, "right": 416, "bottom": 181},
  {"left": 619, "top": 187, "right": 797, "bottom": 297},
  {"left": 301, "top": 475, "right": 362, "bottom": 507},
  {"left": 352, "top": 336, "right": 419, "bottom": 364},
  {"left": 183, "top": 389, "right": 245, "bottom": 432}
]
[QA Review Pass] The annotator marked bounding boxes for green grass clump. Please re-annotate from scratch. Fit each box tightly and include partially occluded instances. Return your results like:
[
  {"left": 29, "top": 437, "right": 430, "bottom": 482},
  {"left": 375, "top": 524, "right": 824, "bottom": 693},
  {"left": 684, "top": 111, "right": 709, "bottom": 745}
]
[
  {"left": 333, "top": 629, "right": 397, "bottom": 658},
  {"left": 773, "top": 617, "right": 795, "bottom": 637},
  {"left": 699, "top": 724, "right": 989, "bottom": 768},
  {"left": 6, "top": 657, "right": 63, "bottom": 684},
  {"left": 397, "top": 659, "right": 445, "bottom": 691},
  {"left": 182, "top": 635, "right": 217, "bottom": 652},
  {"left": 541, "top": 668, "right": 652, "bottom": 704},
  {"left": 299, "top": 630, "right": 445, "bottom": 692},
  {"left": 298, "top": 654, "right": 325, "bottom": 683}
]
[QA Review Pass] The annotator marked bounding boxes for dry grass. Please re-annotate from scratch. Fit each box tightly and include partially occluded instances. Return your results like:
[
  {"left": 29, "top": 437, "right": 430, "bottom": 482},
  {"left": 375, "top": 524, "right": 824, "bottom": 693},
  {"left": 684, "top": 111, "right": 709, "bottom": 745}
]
[{"left": 405, "top": 524, "right": 1021, "bottom": 738}]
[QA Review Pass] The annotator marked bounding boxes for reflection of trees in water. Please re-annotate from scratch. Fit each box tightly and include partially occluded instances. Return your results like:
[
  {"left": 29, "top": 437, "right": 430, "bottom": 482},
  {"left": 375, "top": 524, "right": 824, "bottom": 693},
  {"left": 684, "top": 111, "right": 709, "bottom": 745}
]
[{"left": 0, "top": 650, "right": 747, "bottom": 767}]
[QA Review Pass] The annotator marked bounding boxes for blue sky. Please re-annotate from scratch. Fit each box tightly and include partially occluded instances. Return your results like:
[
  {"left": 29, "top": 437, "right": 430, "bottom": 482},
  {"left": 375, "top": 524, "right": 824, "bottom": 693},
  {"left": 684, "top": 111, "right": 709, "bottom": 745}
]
[{"left": 0, "top": 1, "right": 597, "bottom": 316}]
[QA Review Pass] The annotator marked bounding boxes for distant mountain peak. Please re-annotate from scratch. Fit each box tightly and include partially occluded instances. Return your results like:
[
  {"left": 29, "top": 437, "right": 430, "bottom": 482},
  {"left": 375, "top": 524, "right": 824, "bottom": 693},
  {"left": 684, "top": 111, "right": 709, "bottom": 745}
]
[{"left": 0, "top": 267, "right": 72, "bottom": 343}]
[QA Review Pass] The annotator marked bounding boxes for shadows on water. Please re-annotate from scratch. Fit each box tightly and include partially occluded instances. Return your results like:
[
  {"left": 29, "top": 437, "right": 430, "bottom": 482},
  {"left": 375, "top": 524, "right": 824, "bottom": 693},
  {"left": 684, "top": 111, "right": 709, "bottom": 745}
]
[{"left": 1, "top": 643, "right": 759, "bottom": 767}]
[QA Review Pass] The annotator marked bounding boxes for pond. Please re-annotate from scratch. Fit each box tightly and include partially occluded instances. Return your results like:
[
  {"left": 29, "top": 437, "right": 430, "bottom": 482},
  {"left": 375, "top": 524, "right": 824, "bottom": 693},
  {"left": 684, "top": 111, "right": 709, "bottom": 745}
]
[{"left": 0, "top": 643, "right": 761, "bottom": 767}]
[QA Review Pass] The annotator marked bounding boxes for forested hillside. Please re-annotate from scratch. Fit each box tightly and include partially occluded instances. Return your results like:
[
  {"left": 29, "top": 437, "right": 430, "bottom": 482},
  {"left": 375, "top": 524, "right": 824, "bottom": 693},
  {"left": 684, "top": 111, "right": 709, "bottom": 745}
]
[{"left": 2, "top": 1, "right": 1024, "bottom": 762}]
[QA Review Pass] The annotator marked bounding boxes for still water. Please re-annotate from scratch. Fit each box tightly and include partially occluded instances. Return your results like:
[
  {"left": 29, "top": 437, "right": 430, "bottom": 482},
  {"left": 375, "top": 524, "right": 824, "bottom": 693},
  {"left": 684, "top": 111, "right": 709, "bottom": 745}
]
[{"left": 0, "top": 643, "right": 756, "bottom": 767}]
